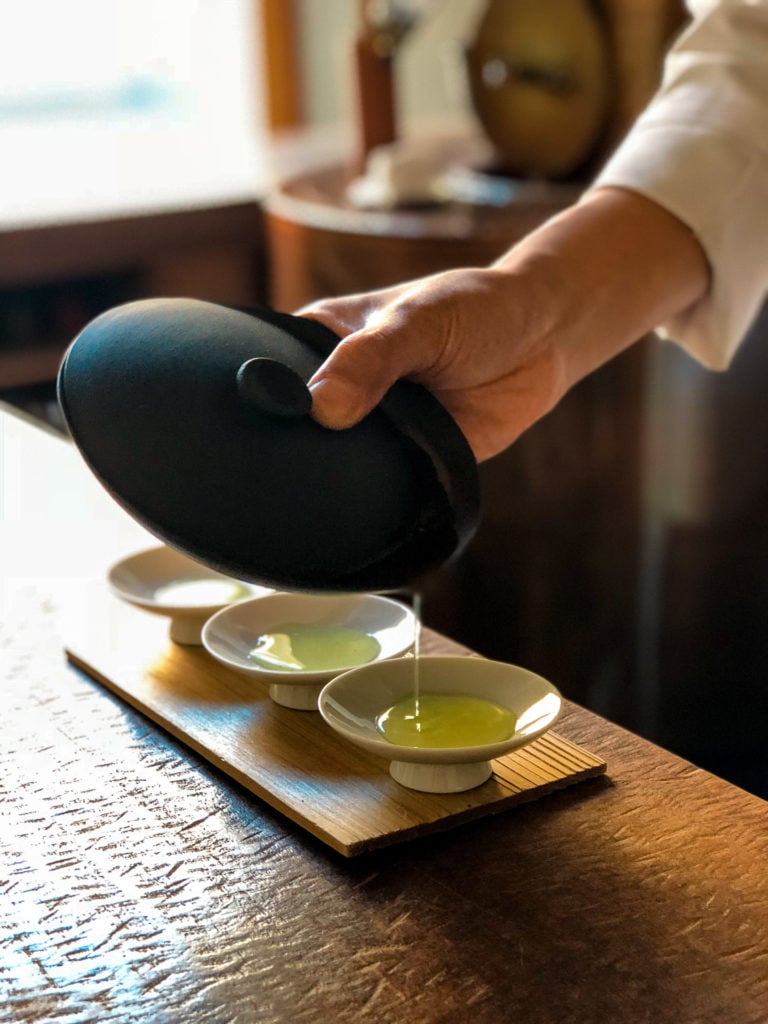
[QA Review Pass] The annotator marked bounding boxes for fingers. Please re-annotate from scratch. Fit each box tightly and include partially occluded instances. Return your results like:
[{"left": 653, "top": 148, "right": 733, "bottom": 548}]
[
  {"left": 297, "top": 271, "right": 480, "bottom": 430},
  {"left": 299, "top": 285, "right": 437, "bottom": 429},
  {"left": 306, "top": 324, "right": 414, "bottom": 429}
]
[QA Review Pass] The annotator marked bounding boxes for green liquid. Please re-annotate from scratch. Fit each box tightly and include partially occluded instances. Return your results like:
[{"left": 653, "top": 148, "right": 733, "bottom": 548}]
[
  {"left": 376, "top": 694, "right": 516, "bottom": 748},
  {"left": 249, "top": 623, "right": 381, "bottom": 672},
  {"left": 153, "top": 578, "right": 250, "bottom": 607}
]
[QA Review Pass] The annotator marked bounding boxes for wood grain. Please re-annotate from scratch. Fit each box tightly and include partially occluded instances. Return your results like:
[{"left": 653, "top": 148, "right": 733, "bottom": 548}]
[{"left": 64, "top": 587, "right": 605, "bottom": 856}]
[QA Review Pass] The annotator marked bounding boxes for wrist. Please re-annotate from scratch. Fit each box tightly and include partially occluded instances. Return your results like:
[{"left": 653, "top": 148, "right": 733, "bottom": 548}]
[{"left": 492, "top": 186, "right": 711, "bottom": 389}]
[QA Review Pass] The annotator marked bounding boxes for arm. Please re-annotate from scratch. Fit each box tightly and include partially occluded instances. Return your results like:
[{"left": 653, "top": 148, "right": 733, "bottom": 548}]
[{"left": 304, "top": 0, "right": 766, "bottom": 462}]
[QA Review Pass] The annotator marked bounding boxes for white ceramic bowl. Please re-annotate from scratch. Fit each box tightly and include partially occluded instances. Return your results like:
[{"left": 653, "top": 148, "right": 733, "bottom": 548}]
[
  {"left": 201, "top": 592, "right": 417, "bottom": 710},
  {"left": 108, "top": 545, "right": 264, "bottom": 644},
  {"left": 318, "top": 655, "right": 561, "bottom": 792}
]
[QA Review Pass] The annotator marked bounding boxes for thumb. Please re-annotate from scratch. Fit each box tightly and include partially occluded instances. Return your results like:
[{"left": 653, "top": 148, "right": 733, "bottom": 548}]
[{"left": 306, "top": 324, "right": 413, "bottom": 430}]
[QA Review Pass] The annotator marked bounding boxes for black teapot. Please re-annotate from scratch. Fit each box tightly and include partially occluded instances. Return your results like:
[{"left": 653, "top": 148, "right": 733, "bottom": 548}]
[{"left": 57, "top": 298, "right": 479, "bottom": 592}]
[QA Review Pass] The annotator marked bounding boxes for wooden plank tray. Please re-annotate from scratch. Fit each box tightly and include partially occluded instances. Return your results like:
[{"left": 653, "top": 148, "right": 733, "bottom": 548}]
[{"left": 65, "top": 587, "right": 607, "bottom": 856}]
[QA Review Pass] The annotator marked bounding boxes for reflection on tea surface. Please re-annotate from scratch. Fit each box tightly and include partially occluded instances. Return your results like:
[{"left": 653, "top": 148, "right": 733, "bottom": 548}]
[
  {"left": 376, "top": 694, "right": 516, "bottom": 748},
  {"left": 249, "top": 623, "right": 381, "bottom": 672}
]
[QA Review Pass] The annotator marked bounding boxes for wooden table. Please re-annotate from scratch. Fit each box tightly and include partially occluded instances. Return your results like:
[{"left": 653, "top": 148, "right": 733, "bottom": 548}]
[
  {"left": 1, "top": 407, "right": 766, "bottom": 1024},
  {"left": 264, "top": 164, "right": 579, "bottom": 310}
]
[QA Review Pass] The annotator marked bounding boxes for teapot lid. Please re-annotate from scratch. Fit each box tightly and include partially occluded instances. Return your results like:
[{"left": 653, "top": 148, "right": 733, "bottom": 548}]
[{"left": 58, "top": 298, "right": 479, "bottom": 592}]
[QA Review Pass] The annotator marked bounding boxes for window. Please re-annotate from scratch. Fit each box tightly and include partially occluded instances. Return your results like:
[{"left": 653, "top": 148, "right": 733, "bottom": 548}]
[{"left": 0, "top": 0, "right": 268, "bottom": 224}]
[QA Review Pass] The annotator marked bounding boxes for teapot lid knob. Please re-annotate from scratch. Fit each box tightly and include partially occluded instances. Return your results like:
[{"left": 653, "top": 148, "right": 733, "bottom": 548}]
[{"left": 237, "top": 357, "right": 312, "bottom": 418}]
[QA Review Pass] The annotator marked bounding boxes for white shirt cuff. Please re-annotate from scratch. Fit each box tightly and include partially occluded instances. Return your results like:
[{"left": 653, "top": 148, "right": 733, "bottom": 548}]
[{"left": 589, "top": 20, "right": 768, "bottom": 370}]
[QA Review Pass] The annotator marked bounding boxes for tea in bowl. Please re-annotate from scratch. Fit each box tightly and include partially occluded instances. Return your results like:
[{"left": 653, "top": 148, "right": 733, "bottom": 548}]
[
  {"left": 318, "top": 656, "right": 561, "bottom": 792},
  {"left": 201, "top": 592, "right": 416, "bottom": 709},
  {"left": 108, "top": 545, "right": 262, "bottom": 644}
]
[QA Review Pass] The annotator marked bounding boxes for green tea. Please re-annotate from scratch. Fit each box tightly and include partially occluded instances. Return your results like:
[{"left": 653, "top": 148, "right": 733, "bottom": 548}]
[
  {"left": 376, "top": 694, "right": 516, "bottom": 748},
  {"left": 249, "top": 622, "right": 381, "bottom": 672}
]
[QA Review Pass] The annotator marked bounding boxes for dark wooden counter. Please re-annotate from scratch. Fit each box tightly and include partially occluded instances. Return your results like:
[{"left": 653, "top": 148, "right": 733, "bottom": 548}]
[
  {"left": 1, "top": 408, "right": 766, "bottom": 1024},
  {"left": 0, "top": 201, "right": 264, "bottom": 390}
]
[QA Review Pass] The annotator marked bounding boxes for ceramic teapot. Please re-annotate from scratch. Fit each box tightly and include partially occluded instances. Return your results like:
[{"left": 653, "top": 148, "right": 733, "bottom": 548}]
[{"left": 57, "top": 298, "right": 479, "bottom": 592}]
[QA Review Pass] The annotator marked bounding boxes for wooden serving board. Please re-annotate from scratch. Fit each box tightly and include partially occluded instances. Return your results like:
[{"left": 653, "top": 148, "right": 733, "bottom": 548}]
[{"left": 65, "top": 586, "right": 607, "bottom": 856}]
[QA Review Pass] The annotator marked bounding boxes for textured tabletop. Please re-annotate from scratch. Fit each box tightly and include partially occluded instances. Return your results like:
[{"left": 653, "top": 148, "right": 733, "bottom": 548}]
[{"left": 1, "top": 409, "right": 767, "bottom": 1024}]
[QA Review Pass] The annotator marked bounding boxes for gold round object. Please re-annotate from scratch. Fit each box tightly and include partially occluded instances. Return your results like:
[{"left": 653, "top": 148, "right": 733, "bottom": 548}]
[{"left": 467, "top": 0, "right": 611, "bottom": 179}]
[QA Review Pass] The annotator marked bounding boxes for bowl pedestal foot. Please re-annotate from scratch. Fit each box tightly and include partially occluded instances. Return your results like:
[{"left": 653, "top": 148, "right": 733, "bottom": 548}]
[{"left": 389, "top": 759, "right": 492, "bottom": 793}]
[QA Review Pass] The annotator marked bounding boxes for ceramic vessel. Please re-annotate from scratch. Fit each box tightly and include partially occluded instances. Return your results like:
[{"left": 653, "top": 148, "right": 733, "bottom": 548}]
[
  {"left": 108, "top": 545, "right": 262, "bottom": 644},
  {"left": 202, "top": 591, "right": 417, "bottom": 710},
  {"left": 58, "top": 299, "right": 479, "bottom": 593},
  {"left": 319, "top": 655, "right": 561, "bottom": 792}
]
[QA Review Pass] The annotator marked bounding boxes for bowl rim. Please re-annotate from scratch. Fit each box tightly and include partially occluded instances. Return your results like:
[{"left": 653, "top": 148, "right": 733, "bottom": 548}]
[
  {"left": 318, "top": 655, "right": 562, "bottom": 763},
  {"left": 108, "top": 545, "right": 258, "bottom": 615},
  {"left": 201, "top": 590, "right": 417, "bottom": 683}
]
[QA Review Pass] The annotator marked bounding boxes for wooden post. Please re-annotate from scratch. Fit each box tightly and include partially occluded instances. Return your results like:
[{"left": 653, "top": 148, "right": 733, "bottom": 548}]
[
  {"left": 259, "top": 0, "right": 304, "bottom": 131},
  {"left": 351, "top": 27, "right": 398, "bottom": 175}
]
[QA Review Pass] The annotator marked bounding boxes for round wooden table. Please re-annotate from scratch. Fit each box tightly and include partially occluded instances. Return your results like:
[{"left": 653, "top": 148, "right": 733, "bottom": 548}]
[{"left": 264, "top": 163, "right": 578, "bottom": 309}]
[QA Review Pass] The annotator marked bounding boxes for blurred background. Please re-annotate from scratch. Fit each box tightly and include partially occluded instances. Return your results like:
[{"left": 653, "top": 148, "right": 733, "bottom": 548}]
[{"left": 1, "top": 0, "right": 765, "bottom": 799}]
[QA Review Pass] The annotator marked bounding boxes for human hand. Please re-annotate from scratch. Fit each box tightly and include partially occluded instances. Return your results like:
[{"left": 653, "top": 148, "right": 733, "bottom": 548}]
[
  {"left": 301, "top": 188, "right": 709, "bottom": 463},
  {"left": 301, "top": 264, "right": 566, "bottom": 463}
]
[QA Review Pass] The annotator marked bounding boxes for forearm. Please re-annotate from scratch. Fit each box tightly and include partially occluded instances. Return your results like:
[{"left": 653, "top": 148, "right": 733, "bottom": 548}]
[{"left": 492, "top": 186, "right": 711, "bottom": 390}]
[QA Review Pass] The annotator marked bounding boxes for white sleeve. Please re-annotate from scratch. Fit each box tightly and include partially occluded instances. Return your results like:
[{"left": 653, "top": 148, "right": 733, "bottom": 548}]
[{"left": 589, "top": 0, "right": 768, "bottom": 370}]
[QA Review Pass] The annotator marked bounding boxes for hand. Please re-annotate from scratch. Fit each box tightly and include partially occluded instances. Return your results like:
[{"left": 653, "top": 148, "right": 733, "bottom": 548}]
[
  {"left": 301, "top": 188, "right": 709, "bottom": 463},
  {"left": 302, "top": 264, "right": 566, "bottom": 463}
]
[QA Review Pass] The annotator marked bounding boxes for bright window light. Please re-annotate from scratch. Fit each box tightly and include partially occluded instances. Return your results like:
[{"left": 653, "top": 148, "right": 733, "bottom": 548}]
[{"left": 0, "top": 0, "right": 269, "bottom": 225}]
